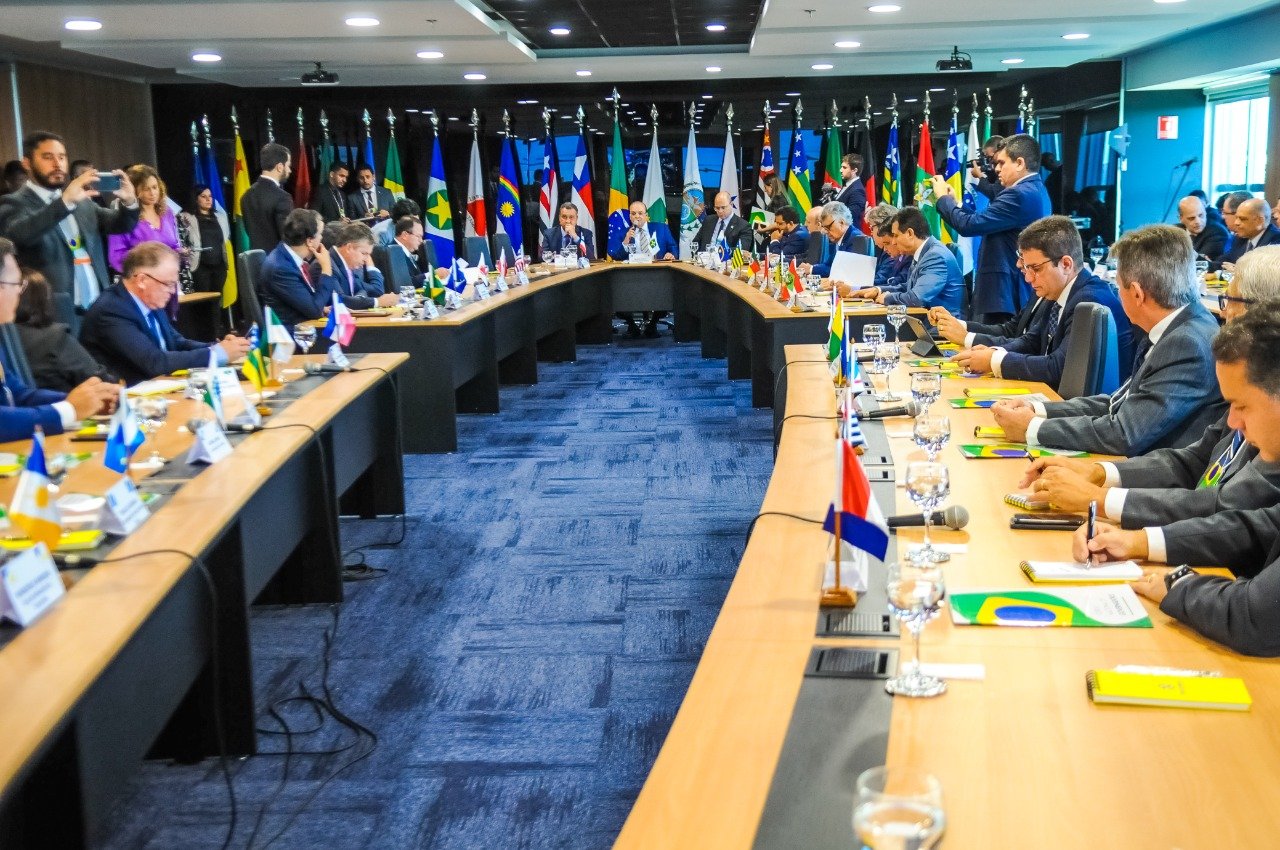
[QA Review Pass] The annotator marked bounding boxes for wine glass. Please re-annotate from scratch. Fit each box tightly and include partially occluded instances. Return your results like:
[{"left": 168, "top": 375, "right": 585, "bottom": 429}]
[
  {"left": 130, "top": 397, "right": 170, "bottom": 468},
  {"left": 291, "top": 324, "right": 317, "bottom": 354},
  {"left": 852, "top": 766, "right": 946, "bottom": 847},
  {"left": 872, "top": 342, "right": 901, "bottom": 403},
  {"left": 912, "top": 415, "right": 951, "bottom": 463},
  {"left": 884, "top": 558, "right": 948, "bottom": 698},
  {"left": 905, "top": 461, "right": 951, "bottom": 564},
  {"left": 1089, "top": 236, "right": 1107, "bottom": 270},
  {"left": 910, "top": 371, "right": 942, "bottom": 412},
  {"left": 863, "top": 324, "right": 886, "bottom": 347},
  {"left": 886, "top": 303, "right": 908, "bottom": 343}
]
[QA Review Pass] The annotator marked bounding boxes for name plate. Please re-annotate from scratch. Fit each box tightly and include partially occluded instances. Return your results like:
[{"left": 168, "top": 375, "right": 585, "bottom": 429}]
[
  {"left": 102, "top": 477, "right": 150, "bottom": 536},
  {"left": 1, "top": 543, "right": 65, "bottom": 627},
  {"left": 420, "top": 300, "right": 439, "bottom": 319},
  {"left": 493, "top": 275, "right": 509, "bottom": 292},
  {"left": 473, "top": 282, "right": 491, "bottom": 300},
  {"left": 516, "top": 271, "right": 530, "bottom": 286},
  {"left": 186, "top": 420, "right": 233, "bottom": 464}
]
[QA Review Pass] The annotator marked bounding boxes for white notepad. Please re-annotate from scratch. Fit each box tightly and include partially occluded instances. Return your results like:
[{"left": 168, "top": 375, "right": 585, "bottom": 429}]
[{"left": 1020, "top": 559, "right": 1142, "bottom": 583}]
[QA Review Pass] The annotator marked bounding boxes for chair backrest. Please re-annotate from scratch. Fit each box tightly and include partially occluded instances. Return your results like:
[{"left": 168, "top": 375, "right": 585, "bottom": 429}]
[
  {"left": 464, "top": 236, "right": 492, "bottom": 267},
  {"left": 234, "top": 249, "right": 265, "bottom": 330},
  {"left": 1057, "top": 301, "right": 1119, "bottom": 400},
  {"left": 0, "top": 322, "right": 35, "bottom": 387},
  {"left": 492, "top": 233, "right": 516, "bottom": 265},
  {"left": 803, "top": 233, "right": 827, "bottom": 266},
  {"left": 421, "top": 239, "right": 438, "bottom": 271},
  {"left": 846, "top": 234, "right": 872, "bottom": 256}
]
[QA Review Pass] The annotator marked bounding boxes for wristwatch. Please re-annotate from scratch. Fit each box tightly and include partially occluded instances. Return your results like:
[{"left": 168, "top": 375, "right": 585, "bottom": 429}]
[{"left": 1164, "top": 565, "right": 1197, "bottom": 592}]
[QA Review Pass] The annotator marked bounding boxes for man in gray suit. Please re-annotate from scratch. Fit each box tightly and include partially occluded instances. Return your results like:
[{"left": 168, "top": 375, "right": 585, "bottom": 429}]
[
  {"left": 1074, "top": 303, "right": 1280, "bottom": 657},
  {"left": 0, "top": 131, "right": 138, "bottom": 324},
  {"left": 1020, "top": 246, "right": 1280, "bottom": 527},
  {"left": 992, "top": 224, "right": 1225, "bottom": 456}
]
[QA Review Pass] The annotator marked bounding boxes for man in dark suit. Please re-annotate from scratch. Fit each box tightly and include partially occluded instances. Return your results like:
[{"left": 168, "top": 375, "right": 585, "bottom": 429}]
[
  {"left": 0, "top": 236, "right": 116, "bottom": 441},
  {"left": 260, "top": 209, "right": 340, "bottom": 333},
  {"left": 694, "top": 192, "right": 752, "bottom": 254},
  {"left": 931, "top": 133, "right": 1052, "bottom": 324},
  {"left": 80, "top": 242, "right": 250, "bottom": 386},
  {"left": 312, "top": 162, "right": 349, "bottom": 223},
  {"left": 320, "top": 222, "right": 400, "bottom": 310},
  {"left": 346, "top": 165, "right": 395, "bottom": 223},
  {"left": 0, "top": 131, "right": 139, "bottom": 322},
  {"left": 240, "top": 143, "right": 293, "bottom": 252},
  {"left": 834, "top": 153, "right": 867, "bottom": 227},
  {"left": 952, "top": 215, "right": 1134, "bottom": 389},
  {"left": 931, "top": 298, "right": 1049, "bottom": 348},
  {"left": 852, "top": 206, "right": 964, "bottom": 315},
  {"left": 1177, "top": 195, "right": 1229, "bottom": 263},
  {"left": 993, "top": 225, "right": 1225, "bottom": 456},
  {"left": 763, "top": 206, "right": 809, "bottom": 260},
  {"left": 609, "top": 201, "right": 677, "bottom": 261},
  {"left": 1072, "top": 304, "right": 1280, "bottom": 657},
  {"left": 372, "top": 217, "right": 428, "bottom": 291},
  {"left": 1213, "top": 198, "right": 1280, "bottom": 273},
  {"left": 808, "top": 201, "right": 868, "bottom": 288},
  {"left": 541, "top": 202, "right": 596, "bottom": 259}
]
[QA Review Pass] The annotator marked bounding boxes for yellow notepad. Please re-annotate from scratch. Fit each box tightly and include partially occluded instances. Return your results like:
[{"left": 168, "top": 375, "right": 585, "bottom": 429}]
[
  {"left": 0, "top": 529, "right": 107, "bottom": 552},
  {"left": 1020, "top": 560, "right": 1142, "bottom": 583},
  {"left": 975, "top": 426, "right": 1006, "bottom": 439},
  {"left": 1004, "top": 493, "right": 1048, "bottom": 511},
  {"left": 964, "top": 387, "right": 1033, "bottom": 398},
  {"left": 1086, "top": 670, "right": 1252, "bottom": 711}
]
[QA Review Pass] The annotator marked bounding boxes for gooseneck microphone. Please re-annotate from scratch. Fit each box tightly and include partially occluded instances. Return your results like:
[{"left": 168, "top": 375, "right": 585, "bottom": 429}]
[
  {"left": 187, "top": 418, "right": 257, "bottom": 434},
  {"left": 303, "top": 361, "right": 352, "bottom": 375},
  {"left": 859, "top": 400, "right": 922, "bottom": 420},
  {"left": 886, "top": 505, "right": 970, "bottom": 530}
]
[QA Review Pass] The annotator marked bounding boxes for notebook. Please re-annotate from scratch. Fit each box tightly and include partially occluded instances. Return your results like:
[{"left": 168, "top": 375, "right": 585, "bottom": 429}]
[
  {"left": 0, "top": 529, "right": 106, "bottom": 552},
  {"left": 959, "top": 443, "right": 1089, "bottom": 459},
  {"left": 1004, "top": 492, "right": 1049, "bottom": 511},
  {"left": 1086, "top": 670, "right": 1252, "bottom": 711},
  {"left": 949, "top": 585, "right": 1152, "bottom": 628},
  {"left": 974, "top": 426, "right": 1006, "bottom": 439},
  {"left": 964, "top": 387, "right": 1035, "bottom": 398},
  {"left": 1019, "top": 559, "right": 1142, "bottom": 583}
]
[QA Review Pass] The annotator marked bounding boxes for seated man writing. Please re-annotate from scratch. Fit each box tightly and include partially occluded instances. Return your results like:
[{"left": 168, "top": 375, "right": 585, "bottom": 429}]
[{"left": 848, "top": 206, "right": 964, "bottom": 315}]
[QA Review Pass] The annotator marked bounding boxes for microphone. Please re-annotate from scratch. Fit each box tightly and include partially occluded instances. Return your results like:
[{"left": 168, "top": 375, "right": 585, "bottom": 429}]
[
  {"left": 886, "top": 505, "right": 970, "bottom": 531},
  {"left": 53, "top": 553, "right": 100, "bottom": 569},
  {"left": 1178, "top": 156, "right": 1199, "bottom": 168},
  {"left": 187, "top": 418, "right": 257, "bottom": 433},
  {"left": 303, "top": 361, "right": 351, "bottom": 375},
  {"left": 859, "top": 400, "right": 922, "bottom": 419}
]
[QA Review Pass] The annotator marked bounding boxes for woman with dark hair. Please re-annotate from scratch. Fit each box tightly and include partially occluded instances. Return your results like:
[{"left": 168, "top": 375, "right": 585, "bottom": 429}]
[
  {"left": 15, "top": 268, "right": 115, "bottom": 391},
  {"left": 183, "top": 183, "right": 228, "bottom": 294}
]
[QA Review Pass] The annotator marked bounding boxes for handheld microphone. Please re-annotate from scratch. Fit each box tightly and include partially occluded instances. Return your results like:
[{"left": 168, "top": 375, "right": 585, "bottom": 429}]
[
  {"left": 859, "top": 400, "right": 922, "bottom": 420},
  {"left": 187, "top": 418, "right": 257, "bottom": 434},
  {"left": 886, "top": 505, "right": 970, "bottom": 530},
  {"left": 303, "top": 361, "right": 352, "bottom": 375}
]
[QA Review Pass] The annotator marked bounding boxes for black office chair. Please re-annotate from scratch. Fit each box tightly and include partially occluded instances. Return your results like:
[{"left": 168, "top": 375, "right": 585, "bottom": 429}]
[
  {"left": 1057, "top": 302, "right": 1119, "bottom": 399},
  {"left": 492, "top": 233, "right": 517, "bottom": 265},
  {"left": 233, "top": 249, "right": 266, "bottom": 330},
  {"left": 802, "top": 233, "right": 828, "bottom": 266},
  {"left": 464, "top": 236, "right": 493, "bottom": 267},
  {"left": 846, "top": 234, "right": 872, "bottom": 255}
]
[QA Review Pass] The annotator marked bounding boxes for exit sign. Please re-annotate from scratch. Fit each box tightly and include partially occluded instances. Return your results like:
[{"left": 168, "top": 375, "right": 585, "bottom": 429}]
[{"left": 1157, "top": 115, "right": 1179, "bottom": 139}]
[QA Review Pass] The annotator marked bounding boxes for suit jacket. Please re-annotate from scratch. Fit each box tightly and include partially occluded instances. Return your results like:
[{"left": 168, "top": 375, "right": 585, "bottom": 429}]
[
  {"left": 968, "top": 298, "right": 1048, "bottom": 346},
  {"left": 316, "top": 251, "right": 387, "bottom": 310},
  {"left": 240, "top": 177, "right": 293, "bottom": 253},
  {"left": 0, "top": 337, "right": 68, "bottom": 441},
  {"left": 1035, "top": 301, "right": 1226, "bottom": 456},
  {"left": 936, "top": 173, "right": 1052, "bottom": 316},
  {"left": 767, "top": 226, "right": 810, "bottom": 260},
  {"left": 312, "top": 184, "right": 348, "bottom": 222},
  {"left": 259, "top": 243, "right": 339, "bottom": 332},
  {"left": 372, "top": 243, "right": 426, "bottom": 292},
  {"left": 1211, "top": 223, "right": 1280, "bottom": 271},
  {"left": 346, "top": 185, "right": 396, "bottom": 221},
  {"left": 881, "top": 237, "right": 964, "bottom": 315},
  {"left": 694, "top": 214, "right": 753, "bottom": 253},
  {"left": 0, "top": 184, "right": 138, "bottom": 310},
  {"left": 15, "top": 321, "right": 114, "bottom": 392},
  {"left": 1157, "top": 503, "right": 1280, "bottom": 656},
  {"left": 1112, "top": 412, "right": 1280, "bottom": 529},
  {"left": 1184, "top": 219, "right": 1230, "bottom": 263},
  {"left": 608, "top": 221, "right": 678, "bottom": 261},
  {"left": 996, "top": 269, "right": 1135, "bottom": 389},
  {"left": 835, "top": 181, "right": 867, "bottom": 228},
  {"left": 541, "top": 226, "right": 597, "bottom": 258},
  {"left": 814, "top": 226, "right": 867, "bottom": 278},
  {"left": 872, "top": 252, "right": 912, "bottom": 290},
  {"left": 79, "top": 283, "right": 212, "bottom": 385}
]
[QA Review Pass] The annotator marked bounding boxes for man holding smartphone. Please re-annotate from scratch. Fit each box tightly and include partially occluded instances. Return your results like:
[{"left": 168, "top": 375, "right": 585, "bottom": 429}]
[{"left": 0, "top": 130, "right": 138, "bottom": 326}]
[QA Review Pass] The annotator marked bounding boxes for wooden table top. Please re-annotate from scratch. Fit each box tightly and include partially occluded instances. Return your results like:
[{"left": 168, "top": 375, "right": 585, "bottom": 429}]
[
  {"left": 616, "top": 344, "right": 1280, "bottom": 850},
  {"left": 0, "top": 353, "right": 407, "bottom": 791},
  {"left": 178, "top": 291, "right": 221, "bottom": 304}
]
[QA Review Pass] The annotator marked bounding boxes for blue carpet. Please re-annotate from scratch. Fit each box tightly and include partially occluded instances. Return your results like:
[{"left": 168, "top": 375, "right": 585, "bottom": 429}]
[{"left": 95, "top": 336, "right": 773, "bottom": 849}]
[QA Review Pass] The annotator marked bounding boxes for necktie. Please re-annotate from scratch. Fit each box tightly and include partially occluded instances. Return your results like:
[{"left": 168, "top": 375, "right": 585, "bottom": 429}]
[
  {"left": 1042, "top": 302, "right": 1062, "bottom": 355},
  {"left": 347, "top": 267, "right": 356, "bottom": 295},
  {"left": 1109, "top": 339, "right": 1151, "bottom": 414},
  {"left": 146, "top": 312, "right": 167, "bottom": 351},
  {"left": 1197, "top": 430, "right": 1245, "bottom": 489},
  {"left": 366, "top": 191, "right": 375, "bottom": 215},
  {"left": 713, "top": 219, "right": 726, "bottom": 245},
  {"left": 300, "top": 262, "right": 313, "bottom": 289}
]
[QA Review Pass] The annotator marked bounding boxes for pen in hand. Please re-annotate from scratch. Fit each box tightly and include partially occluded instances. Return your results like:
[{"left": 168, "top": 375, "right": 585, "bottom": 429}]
[{"left": 1085, "top": 500, "right": 1097, "bottom": 568}]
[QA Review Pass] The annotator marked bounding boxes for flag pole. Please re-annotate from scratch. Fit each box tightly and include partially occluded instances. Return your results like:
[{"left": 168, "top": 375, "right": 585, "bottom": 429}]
[
  {"left": 265, "top": 108, "right": 274, "bottom": 144},
  {"left": 821, "top": 435, "right": 857, "bottom": 607}
]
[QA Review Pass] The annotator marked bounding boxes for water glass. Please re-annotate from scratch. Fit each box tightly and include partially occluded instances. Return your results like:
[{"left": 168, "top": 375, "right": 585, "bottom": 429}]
[
  {"left": 884, "top": 558, "right": 948, "bottom": 699},
  {"left": 912, "top": 415, "right": 951, "bottom": 463},
  {"left": 905, "top": 461, "right": 950, "bottom": 563},
  {"left": 130, "top": 396, "right": 170, "bottom": 467},
  {"left": 909, "top": 371, "right": 941, "bottom": 412},
  {"left": 863, "top": 324, "right": 886, "bottom": 351},
  {"left": 852, "top": 766, "right": 946, "bottom": 847},
  {"left": 292, "top": 324, "right": 317, "bottom": 354},
  {"left": 872, "top": 342, "right": 901, "bottom": 402},
  {"left": 886, "top": 304, "right": 908, "bottom": 343}
]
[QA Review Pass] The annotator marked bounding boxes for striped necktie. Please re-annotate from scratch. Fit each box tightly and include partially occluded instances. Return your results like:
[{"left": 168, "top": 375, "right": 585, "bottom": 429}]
[
  {"left": 1109, "top": 339, "right": 1151, "bottom": 413},
  {"left": 1042, "top": 302, "right": 1062, "bottom": 355}
]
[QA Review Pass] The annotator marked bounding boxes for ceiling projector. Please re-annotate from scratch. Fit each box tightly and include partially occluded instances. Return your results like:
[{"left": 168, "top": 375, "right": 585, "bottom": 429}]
[
  {"left": 936, "top": 46, "right": 973, "bottom": 73},
  {"left": 301, "top": 62, "right": 339, "bottom": 86}
]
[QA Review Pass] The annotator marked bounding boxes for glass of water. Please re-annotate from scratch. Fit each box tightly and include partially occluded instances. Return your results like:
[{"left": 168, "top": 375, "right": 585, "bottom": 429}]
[
  {"left": 905, "top": 461, "right": 951, "bottom": 564},
  {"left": 872, "top": 342, "right": 901, "bottom": 402},
  {"left": 131, "top": 396, "right": 170, "bottom": 467},
  {"left": 863, "top": 324, "right": 886, "bottom": 351},
  {"left": 884, "top": 556, "right": 948, "bottom": 698},
  {"left": 912, "top": 415, "right": 951, "bottom": 463},
  {"left": 291, "top": 324, "right": 317, "bottom": 354},
  {"left": 886, "top": 303, "right": 908, "bottom": 343},
  {"left": 910, "top": 371, "right": 942, "bottom": 412},
  {"left": 852, "top": 766, "right": 946, "bottom": 847}
]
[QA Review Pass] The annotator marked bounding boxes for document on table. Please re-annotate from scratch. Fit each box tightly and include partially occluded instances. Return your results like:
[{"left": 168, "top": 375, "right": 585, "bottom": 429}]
[{"left": 828, "top": 251, "right": 876, "bottom": 287}]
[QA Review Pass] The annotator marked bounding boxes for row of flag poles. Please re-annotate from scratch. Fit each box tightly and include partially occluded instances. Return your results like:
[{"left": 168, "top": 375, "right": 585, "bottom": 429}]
[{"left": 189, "top": 86, "right": 1028, "bottom": 271}]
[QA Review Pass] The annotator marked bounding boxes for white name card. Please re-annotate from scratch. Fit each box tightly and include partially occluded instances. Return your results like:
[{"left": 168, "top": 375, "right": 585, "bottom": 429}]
[
  {"left": 186, "top": 420, "right": 233, "bottom": 465},
  {"left": 420, "top": 300, "right": 439, "bottom": 319},
  {"left": 516, "top": 270, "right": 530, "bottom": 287},
  {"left": 473, "top": 282, "right": 492, "bottom": 300},
  {"left": 101, "top": 477, "right": 150, "bottom": 536},
  {"left": 0, "top": 543, "right": 65, "bottom": 627}
]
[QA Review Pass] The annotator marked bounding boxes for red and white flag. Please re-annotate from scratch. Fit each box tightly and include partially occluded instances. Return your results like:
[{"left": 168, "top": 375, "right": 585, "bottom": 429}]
[{"left": 465, "top": 135, "right": 488, "bottom": 239}]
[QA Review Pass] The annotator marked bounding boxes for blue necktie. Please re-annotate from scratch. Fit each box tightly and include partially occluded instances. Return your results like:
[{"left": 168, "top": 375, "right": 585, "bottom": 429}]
[
  {"left": 146, "top": 312, "right": 167, "bottom": 351},
  {"left": 1042, "top": 302, "right": 1062, "bottom": 354}
]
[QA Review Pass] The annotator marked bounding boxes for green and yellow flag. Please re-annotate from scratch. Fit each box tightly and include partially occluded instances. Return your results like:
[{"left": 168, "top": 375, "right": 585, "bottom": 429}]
[
  {"left": 228, "top": 129, "right": 253, "bottom": 308},
  {"left": 608, "top": 119, "right": 628, "bottom": 218},
  {"left": 785, "top": 131, "right": 812, "bottom": 213},
  {"left": 383, "top": 132, "right": 405, "bottom": 200}
]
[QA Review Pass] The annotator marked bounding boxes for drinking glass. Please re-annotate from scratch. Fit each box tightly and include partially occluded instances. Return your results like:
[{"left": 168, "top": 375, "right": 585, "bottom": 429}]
[
  {"left": 884, "top": 558, "right": 948, "bottom": 698},
  {"left": 184, "top": 368, "right": 210, "bottom": 401},
  {"left": 872, "top": 342, "right": 901, "bottom": 402},
  {"left": 131, "top": 397, "right": 170, "bottom": 467},
  {"left": 909, "top": 371, "right": 941, "bottom": 412},
  {"left": 852, "top": 766, "right": 946, "bottom": 847},
  {"left": 291, "top": 324, "right": 317, "bottom": 354},
  {"left": 886, "top": 303, "right": 908, "bottom": 343},
  {"left": 1089, "top": 236, "right": 1107, "bottom": 270},
  {"left": 912, "top": 415, "right": 951, "bottom": 463},
  {"left": 399, "top": 284, "right": 417, "bottom": 306},
  {"left": 905, "top": 461, "right": 950, "bottom": 564}
]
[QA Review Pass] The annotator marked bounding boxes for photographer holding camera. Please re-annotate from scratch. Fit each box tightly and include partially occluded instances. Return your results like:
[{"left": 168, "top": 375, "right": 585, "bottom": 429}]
[{"left": 968, "top": 135, "right": 1003, "bottom": 202}]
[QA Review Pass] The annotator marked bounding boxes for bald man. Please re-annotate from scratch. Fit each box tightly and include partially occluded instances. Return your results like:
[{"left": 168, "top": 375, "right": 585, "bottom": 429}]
[
  {"left": 1214, "top": 197, "right": 1280, "bottom": 273},
  {"left": 693, "top": 192, "right": 753, "bottom": 254},
  {"left": 1178, "top": 195, "right": 1229, "bottom": 263}
]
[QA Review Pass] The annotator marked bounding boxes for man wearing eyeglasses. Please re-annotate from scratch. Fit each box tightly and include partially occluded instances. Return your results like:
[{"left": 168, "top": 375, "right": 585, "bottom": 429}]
[
  {"left": 0, "top": 236, "right": 117, "bottom": 442},
  {"left": 694, "top": 192, "right": 752, "bottom": 254},
  {"left": 80, "top": 241, "right": 250, "bottom": 385},
  {"left": 803, "top": 201, "right": 863, "bottom": 283}
]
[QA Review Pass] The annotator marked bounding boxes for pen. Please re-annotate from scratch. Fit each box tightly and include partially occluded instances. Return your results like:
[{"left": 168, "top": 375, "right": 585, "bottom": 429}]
[{"left": 1086, "top": 500, "right": 1097, "bottom": 568}]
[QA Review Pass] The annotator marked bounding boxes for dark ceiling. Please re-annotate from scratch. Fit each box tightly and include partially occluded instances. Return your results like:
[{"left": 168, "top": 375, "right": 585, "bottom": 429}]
[{"left": 486, "top": 0, "right": 763, "bottom": 51}]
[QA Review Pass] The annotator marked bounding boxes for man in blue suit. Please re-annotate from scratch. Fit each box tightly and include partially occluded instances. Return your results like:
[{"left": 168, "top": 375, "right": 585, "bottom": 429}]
[
  {"left": 953, "top": 216, "right": 1134, "bottom": 392},
  {"left": 765, "top": 206, "right": 809, "bottom": 260},
  {"left": 0, "top": 236, "right": 116, "bottom": 441},
  {"left": 834, "top": 153, "right": 867, "bottom": 227},
  {"left": 318, "top": 221, "right": 400, "bottom": 310},
  {"left": 852, "top": 207, "right": 964, "bottom": 315},
  {"left": 609, "top": 201, "right": 677, "bottom": 261},
  {"left": 931, "top": 133, "right": 1052, "bottom": 324},
  {"left": 805, "top": 201, "right": 864, "bottom": 282},
  {"left": 80, "top": 241, "right": 250, "bottom": 386},
  {"left": 372, "top": 217, "right": 429, "bottom": 292},
  {"left": 541, "top": 203, "right": 596, "bottom": 259},
  {"left": 261, "top": 208, "right": 341, "bottom": 333}
]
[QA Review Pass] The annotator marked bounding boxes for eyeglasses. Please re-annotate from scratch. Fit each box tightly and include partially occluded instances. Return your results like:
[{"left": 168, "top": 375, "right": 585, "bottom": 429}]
[
  {"left": 1219, "top": 293, "right": 1256, "bottom": 310},
  {"left": 1015, "top": 254, "right": 1058, "bottom": 276},
  {"left": 818, "top": 219, "right": 836, "bottom": 232},
  {"left": 0, "top": 278, "right": 27, "bottom": 290},
  {"left": 141, "top": 272, "right": 179, "bottom": 291}
]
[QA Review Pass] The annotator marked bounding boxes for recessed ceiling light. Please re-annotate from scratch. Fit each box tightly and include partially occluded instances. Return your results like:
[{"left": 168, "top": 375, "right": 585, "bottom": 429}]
[
  {"left": 835, "top": 40, "right": 861, "bottom": 49},
  {"left": 191, "top": 52, "right": 222, "bottom": 63},
  {"left": 344, "top": 16, "right": 380, "bottom": 27},
  {"left": 701, "top": 94, "right": 713, "bottom": 99},
  {"left": 929, "top": 87, "right": 945, "bottom": 92},
  {"left": 706, "top": 65, "right": 722, "bottom": 73},
  {"left": 64, "top": 19, "right": 102, "bottom": 31},
  {"left": 447, "top": 116, "right": 459, "bottom": 121},
  {"left": 406, "top": 108, "right": 420, "bottom": 113},
  {"left": 463, "top": 72, "right": 486, "bottom": 81},
  {"left": 417, "top": 50, "right": 444, "bottom": 60},
  {"left": 903, "top": 97, "right": 918, "bottom": 103},
  {"left": 867, "top": 4, "right": 901, "bottom": 12},
  {"left": 777, "top": 101, "right": 790, "bottom": 106},
  {"left": 872, "top": 111, "right": 883, "bottom": 115},
  {"left": 549, "top": 26, "right": 571, "bottom": 36},
  {"left": 1062, "top": 32, "right": 1090, "bottom": 40},
  {"left": 1001, "top": 57, "right": 1025, "bottom": 65},
  {"left": 576, "top": 69, "right": 592, "bottom": 77},
  {"left": 811, "top": 63, "right": 834, "bottom": 71},
  {"left": 786, "top": 91, "right": 801, "bottom": 97},
  {"left": 755, "top": 124, "right": 764, "bottom": 129},
  {"left": 706, "top": 23, "right": 727, "bottom": 32}
]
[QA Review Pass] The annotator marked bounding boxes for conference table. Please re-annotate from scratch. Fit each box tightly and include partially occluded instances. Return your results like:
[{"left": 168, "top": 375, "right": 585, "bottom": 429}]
[
  {"left": 337, "top": 261, "right": 922, "bottom": 453},
  {"left": 0, "top": 353, "right": 406, "bottom": 848},
  {"left": 615, "top": 345, "right": 1280, "bottom": 849}
]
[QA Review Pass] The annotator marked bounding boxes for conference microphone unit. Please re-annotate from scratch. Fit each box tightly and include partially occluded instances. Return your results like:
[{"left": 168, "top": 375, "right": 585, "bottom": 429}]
[
  {"left": 53, "top": 553, "right": 100, "bottom": 570},
  {"left": 886, "top": 505, "right": 970, "bottom": 531},
  {"left": 303, "top": 362, "right": 352, "bottom": 375},
  {"left": 186, "top": 418, "right": 258, "bottom": 434},
  {"left": 860, "top": 400, "right": 923, "bottom": 420}
]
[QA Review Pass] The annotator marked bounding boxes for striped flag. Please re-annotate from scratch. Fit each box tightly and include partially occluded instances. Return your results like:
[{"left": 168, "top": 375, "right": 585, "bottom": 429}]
[
  {"left": 323, "top": 290, "right": 356, "bottom": 346},
  {"left": 203, "top": 134, "right": 238, "bottom": 309},
  {"left": 571, "top": 130, "right": 595, "bottom": 249},
  {"left": 822, "top": 440, "right": 889, "bottom": 560},
  {"left": 786, "top": 130, "right": 812, "bottom": 213},
  {"left": 881, "top": 121, "right": 901, "bottom": 206},
  {"left": 915, "top": 116, "right": 942, "bottom": 239},
  {"left": 539, "top": 133, "right": 558, "bottom": 233},
  {"left": 751, "top": 126, "right": 775, "bottom": 227},
  {"left": 940, "top": 114, "right": 963, "bottom": 249}
]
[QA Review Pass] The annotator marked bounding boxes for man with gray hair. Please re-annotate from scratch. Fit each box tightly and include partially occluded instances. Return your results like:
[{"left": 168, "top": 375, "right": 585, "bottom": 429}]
[
  {"left": 992, "top": 224, "right": 1225, "bottom": 456},
  {"left": 1214, "top": 197, "right": 1280, "bottom": 273},
  {"left": 1177, "top": 194, "right": 1229, "bottom": 263},
  {"left": 803, "top": 200, "right": 863, "bottom": 280}
]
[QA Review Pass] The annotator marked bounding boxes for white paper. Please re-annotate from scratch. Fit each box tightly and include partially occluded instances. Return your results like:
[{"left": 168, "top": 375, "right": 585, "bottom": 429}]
[
  {"left": 186, "top": 420, "right": 233, "bottom": 465},
  {"left": 1022, "top": 560, "right": 1142, "bottom": 581},
  {"left": 821, "top": 551, "right": 870, "bottom": 594},
  {"left": 828, "top": 251, "right": 877, "bottom": 288},
  {"left": 127, "top": 379, "right": 186, "bottom": 397},
  {"left": 328, "top": 345, "right": 351, "bottom": 369},
  {"left": 420, "top": 300, "right": 439, "bottom": 319},
  {"left": 516, "top": 271, "right": 530, "bottom": 287},
  {"left": 101, "top": 477, "right": 150, "bottom": 536},
  {"left": 215, "top": 366, "right": 261, "bottom": 427},
  {"left": 917, "top": 663, "right": 986, "bottom": 681},
  {"left": 0, "top": 543, "right": 65, "bottom": 627}
]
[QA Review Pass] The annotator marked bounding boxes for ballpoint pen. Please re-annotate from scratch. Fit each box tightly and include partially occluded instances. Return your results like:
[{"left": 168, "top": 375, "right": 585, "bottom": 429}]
[{"left": 1086, "top": 500, "right": 1097, "bottom": 568}]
